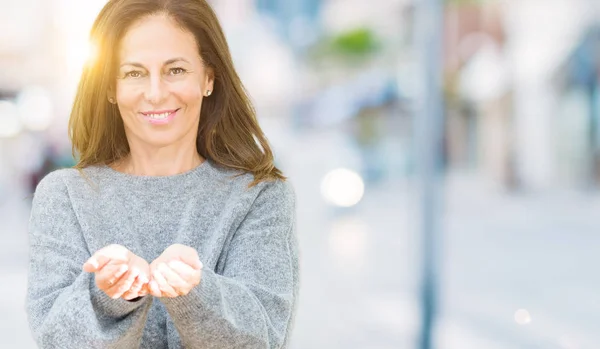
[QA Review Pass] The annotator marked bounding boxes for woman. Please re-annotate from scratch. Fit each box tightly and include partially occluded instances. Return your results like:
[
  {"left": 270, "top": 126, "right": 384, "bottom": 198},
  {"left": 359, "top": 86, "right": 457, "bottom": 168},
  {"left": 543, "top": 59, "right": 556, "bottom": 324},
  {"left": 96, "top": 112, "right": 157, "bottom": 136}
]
[{"left": 25, "top": 0, "right": 299, "bottom": 348}]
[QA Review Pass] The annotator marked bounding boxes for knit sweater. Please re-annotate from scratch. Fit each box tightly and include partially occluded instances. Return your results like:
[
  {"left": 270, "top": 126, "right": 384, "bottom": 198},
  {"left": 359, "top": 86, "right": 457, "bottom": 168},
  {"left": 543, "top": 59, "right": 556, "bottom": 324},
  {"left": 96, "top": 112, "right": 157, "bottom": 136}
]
[{"left": 25, "top": 158, "right": 299, "bottom": 349}]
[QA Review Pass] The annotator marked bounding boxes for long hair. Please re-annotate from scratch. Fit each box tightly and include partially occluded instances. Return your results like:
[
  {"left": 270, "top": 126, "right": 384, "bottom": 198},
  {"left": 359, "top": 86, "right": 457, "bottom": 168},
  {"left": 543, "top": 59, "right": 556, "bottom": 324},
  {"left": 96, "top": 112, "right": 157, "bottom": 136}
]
[{"left": 69, "top": 0, "right": 285, "bottom": 187}]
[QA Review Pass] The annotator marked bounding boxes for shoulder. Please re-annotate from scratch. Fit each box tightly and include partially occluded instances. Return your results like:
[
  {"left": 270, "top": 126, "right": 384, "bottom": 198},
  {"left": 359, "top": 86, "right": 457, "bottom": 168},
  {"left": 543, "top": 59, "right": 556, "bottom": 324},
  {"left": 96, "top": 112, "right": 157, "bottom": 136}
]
[
  {"left": 256, "top": 179, "right": 295, "bottom": 207},
  {"left": 210, "top": 161, "right": 296, "bottom": 204},
  {"left": 30, "top": 169, "right": 77, "bottom": 213},
  {"left": 34, "top": 168, "right": 73, "bottom": 194},
  {"left": 246, "top": 179, "right": 296, "bottom": 227},
  {"left": 33, "top": 167, "right": 92, "bottom": 200}
]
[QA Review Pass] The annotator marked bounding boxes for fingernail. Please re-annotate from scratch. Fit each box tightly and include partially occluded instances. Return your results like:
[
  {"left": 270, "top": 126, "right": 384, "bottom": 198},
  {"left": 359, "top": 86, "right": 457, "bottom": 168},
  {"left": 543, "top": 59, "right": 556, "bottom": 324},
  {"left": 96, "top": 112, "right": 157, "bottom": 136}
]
[{"left": 87, "top": 258, "right": 98, "bottom": 269}]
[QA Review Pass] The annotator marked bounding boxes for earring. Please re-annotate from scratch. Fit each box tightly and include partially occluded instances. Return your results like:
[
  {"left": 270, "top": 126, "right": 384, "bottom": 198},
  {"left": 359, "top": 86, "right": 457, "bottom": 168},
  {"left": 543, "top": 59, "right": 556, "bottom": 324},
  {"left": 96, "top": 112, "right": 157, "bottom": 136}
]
[
  {"left": 108, "top": 97, "right": 116, "bottom": 104},
  {"left": 206, "top": 90, "right": 212, "bottom": 97}
]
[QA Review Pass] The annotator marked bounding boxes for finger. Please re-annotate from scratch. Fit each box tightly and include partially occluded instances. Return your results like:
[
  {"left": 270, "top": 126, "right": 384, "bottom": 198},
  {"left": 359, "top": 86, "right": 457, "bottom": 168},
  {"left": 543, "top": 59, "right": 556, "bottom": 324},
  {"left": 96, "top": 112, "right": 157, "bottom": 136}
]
[
  {"left": 122, "top": 291, "right": 140, "bottom": 301},
  {"left": 122, "top": 279, "right": 148, "bottom": 301},
  {"left": 95, "top": 262, "right": 122, "bottom": 287},
  {"left": 153, "top": 269, "right": 178, "bottom": 297},
  {"left": 109, "top": 267, "right": 140, "bottom": 299},
  {"left": 138, "top": 285, "right": 149, "bottom": 297},
  {"left": 129, "top": 273, "right": 149, "bottom": 294},
  {"left": 148, "top": 280, "right": 162, "bottom": 297},
  {"left": 121, "top": 285, "right": 141, "bottom": 300},
  {"left": 139, "top": 283, "right": 150, "bottom": 294},
  {"left": 99, "top": 264, "right": 128, "bottom": 290},
  {"left": 126, "top": 283, "right": 150, "bottom": 299},
  {"left": 158, "top": 263, "right": 188, "bottom": 291},
  {"left": 83, "top": 254, "right": 111, "bottom": 273},
  {"left": 178, "top": 253, "right": 203, "bottom": 271},
  {"left": 168, "top": 260, "right": 198, "bottom": 284}
]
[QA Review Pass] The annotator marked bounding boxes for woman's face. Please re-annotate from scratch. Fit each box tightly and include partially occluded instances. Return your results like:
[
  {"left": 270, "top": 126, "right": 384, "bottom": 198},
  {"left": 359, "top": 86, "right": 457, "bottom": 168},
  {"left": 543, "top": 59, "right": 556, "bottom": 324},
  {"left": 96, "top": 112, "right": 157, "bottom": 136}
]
[{"left": 114, "top": 14, "right": 214, "bottom": 150}]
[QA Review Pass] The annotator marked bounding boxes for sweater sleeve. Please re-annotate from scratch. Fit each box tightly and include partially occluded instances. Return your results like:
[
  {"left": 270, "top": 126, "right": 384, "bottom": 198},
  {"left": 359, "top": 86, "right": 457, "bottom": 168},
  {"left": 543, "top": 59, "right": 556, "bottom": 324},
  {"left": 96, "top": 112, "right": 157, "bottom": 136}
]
[
  {"left": 25, "top": 171, "right": 153, "bottom": 349},
  {"left": 161, "top": 179, "right": 300, "bottom": 349}
]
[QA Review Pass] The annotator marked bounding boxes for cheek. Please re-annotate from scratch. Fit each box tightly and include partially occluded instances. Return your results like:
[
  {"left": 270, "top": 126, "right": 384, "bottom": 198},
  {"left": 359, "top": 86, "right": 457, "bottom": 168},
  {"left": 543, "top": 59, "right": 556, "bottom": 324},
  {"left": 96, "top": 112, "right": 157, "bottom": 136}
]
[
  {"left": 173, "top": 83, "right": 203, "bottom": 109},
  {"left": 115, "top": 86, "right": 141, "bottom": 114},
  {"left": 177, "top": 80, "right": 202, "bottom": 98}
]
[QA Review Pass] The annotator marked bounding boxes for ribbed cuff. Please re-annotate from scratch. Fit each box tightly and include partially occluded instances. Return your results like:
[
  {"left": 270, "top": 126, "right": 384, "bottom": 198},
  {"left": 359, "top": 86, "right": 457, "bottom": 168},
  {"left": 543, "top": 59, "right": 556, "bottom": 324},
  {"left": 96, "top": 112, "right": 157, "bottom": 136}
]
[{"left": 160, "top": 268, "right": 219, "bottom": 322}]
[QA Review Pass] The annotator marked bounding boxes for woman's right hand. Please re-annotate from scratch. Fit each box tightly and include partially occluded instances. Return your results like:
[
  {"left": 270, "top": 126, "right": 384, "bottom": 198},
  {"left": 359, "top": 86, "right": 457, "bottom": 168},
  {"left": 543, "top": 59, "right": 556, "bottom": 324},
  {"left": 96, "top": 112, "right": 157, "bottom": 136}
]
[{"left": 83, "top": 244, "right": 150, "bottom": 300}]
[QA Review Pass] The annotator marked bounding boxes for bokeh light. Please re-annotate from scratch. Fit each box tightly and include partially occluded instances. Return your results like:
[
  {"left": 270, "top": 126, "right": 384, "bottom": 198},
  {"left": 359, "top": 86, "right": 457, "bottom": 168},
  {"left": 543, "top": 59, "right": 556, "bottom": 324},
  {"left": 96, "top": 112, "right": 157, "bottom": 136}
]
[
  {"left": 514, "top": 309, "right": 532, "bottom": 325},
  {"left": 320, "top": 168, "right": 365, "bottom": 207}
]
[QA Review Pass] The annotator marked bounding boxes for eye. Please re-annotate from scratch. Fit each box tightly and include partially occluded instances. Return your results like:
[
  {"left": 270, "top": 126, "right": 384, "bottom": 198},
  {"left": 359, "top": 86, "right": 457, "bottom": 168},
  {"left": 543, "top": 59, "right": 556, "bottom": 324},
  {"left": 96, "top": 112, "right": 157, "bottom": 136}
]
[
  {"left": 124, "top": 70, "right": 143, "bottom": 79},
  {"left": 169, "top": 67, "right": 186, "bottom": 75}
]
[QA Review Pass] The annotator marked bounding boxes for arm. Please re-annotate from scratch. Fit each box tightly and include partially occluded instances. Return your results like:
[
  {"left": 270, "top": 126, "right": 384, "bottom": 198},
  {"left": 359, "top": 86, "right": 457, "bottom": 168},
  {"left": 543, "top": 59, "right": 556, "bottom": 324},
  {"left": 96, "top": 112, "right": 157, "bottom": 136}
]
[
  {"left": 161, "top": 180, "right": 300, "bottom": 349},
  {"left": 26, "top": 171, "right": 153, "bottom": 349}
]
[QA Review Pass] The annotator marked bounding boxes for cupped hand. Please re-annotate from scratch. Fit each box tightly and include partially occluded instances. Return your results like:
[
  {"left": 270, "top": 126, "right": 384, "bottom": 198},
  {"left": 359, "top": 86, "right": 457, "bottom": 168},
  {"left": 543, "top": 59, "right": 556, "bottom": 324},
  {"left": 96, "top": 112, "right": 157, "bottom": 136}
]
[
  {"left": 83, "top": 244, "right": 151, "bottom": 300},
  {"left": 147, "top": 244, "right": 203, "bottom": 298}
]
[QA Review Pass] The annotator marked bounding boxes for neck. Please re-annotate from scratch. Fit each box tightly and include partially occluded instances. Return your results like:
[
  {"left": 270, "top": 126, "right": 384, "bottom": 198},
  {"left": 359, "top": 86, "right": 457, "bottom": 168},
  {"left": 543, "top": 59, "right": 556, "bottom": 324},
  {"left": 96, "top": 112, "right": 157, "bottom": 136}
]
[{"left": 115, "top": 144, "right": 204, "bottom": 177}]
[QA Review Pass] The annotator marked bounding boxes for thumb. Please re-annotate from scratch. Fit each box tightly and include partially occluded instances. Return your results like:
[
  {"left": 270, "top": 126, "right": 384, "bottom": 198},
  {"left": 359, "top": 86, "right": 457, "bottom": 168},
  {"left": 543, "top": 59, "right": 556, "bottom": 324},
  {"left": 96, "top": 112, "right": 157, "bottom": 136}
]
[{"left": 83, "top": 254, "right": 111, "bottom": 272}]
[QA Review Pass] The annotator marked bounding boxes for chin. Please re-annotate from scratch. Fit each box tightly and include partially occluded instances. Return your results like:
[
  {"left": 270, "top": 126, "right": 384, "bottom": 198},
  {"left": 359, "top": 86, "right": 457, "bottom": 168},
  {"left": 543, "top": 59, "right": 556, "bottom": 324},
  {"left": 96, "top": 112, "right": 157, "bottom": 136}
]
[{"left": 137, "top": 131, "right": 189, "bottom": 149}]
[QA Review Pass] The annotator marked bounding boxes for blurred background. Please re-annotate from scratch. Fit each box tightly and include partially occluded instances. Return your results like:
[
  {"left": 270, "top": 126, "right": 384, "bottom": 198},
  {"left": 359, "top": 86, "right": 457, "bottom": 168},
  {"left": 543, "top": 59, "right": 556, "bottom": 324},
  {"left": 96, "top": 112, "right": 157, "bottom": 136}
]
[{"left": 1, "top": 0, "right": 600, "bottom": 348}]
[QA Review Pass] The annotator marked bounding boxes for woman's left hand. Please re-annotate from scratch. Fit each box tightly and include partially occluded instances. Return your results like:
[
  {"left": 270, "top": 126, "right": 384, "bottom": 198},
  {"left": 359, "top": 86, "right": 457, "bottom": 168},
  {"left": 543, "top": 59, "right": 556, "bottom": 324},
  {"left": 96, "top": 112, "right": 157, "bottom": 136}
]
[{"left": 148, "top": 244, "right": 203, "bottom": 298}]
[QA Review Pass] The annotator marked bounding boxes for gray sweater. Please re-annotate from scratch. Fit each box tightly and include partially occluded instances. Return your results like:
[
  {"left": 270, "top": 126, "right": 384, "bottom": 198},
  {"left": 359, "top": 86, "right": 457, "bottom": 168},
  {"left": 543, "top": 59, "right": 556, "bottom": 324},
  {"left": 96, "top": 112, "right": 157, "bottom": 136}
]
[{"left": 26, "top": 159, "right": 299, "bottom": 349}]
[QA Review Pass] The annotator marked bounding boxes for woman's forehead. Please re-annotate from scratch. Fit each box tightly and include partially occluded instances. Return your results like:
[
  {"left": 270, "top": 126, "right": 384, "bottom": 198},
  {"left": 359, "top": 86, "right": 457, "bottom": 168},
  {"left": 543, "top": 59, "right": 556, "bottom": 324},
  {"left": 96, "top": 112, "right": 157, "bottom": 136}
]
[{"left": 118, "top": 14, "right": 200, "bottom": 63}]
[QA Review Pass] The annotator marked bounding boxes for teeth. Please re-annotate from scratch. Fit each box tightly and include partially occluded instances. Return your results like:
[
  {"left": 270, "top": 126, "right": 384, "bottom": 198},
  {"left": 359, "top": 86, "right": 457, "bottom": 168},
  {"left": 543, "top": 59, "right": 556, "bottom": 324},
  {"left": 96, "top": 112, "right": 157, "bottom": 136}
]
[{"left": 147, "top": 112, "right": 171, "bottom": 119}]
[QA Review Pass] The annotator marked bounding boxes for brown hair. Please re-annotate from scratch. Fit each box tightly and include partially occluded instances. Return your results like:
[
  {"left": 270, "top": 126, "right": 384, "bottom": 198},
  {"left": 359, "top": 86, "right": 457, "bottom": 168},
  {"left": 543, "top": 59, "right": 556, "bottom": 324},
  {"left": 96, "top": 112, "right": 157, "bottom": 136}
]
[{"left": 69, "top": 0, "right": 285, "bottom": 187}]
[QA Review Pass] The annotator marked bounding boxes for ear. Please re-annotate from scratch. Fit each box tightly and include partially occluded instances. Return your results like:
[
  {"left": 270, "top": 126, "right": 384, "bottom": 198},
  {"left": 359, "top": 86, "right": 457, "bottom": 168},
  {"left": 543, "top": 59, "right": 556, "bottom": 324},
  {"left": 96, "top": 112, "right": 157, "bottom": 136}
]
[
  {"left": 107, "top": 86, "right": 117, "bottom": 104},
  {"left": 204, "top": 67, "right": 215, "bottom": 94}
]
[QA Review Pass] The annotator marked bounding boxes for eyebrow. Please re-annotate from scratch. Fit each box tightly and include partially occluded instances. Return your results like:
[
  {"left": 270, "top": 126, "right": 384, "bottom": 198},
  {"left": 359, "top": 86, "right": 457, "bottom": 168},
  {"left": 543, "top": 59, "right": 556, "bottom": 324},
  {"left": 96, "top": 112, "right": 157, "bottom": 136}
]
[{"left": 120, "top": 57, "right": 190, "bottom": 68}]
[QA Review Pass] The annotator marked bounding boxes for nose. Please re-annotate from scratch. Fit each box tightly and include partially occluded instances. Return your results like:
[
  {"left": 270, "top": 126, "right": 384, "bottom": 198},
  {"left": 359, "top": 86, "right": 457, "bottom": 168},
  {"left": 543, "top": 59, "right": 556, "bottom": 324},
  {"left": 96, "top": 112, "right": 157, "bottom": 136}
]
[{"left": 144, "top": 74, "right": 167, "bottom": 105}]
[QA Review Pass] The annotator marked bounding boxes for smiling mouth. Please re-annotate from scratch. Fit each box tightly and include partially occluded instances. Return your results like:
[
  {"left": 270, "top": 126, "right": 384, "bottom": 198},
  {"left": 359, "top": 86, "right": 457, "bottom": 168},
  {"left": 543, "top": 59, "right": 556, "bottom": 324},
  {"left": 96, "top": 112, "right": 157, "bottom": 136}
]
[
  {"left": 141, "top": 109, "right": 180, "bottom": 124},
  {"left": 142, "top": 109, "right": 179, "bottom": 119}
]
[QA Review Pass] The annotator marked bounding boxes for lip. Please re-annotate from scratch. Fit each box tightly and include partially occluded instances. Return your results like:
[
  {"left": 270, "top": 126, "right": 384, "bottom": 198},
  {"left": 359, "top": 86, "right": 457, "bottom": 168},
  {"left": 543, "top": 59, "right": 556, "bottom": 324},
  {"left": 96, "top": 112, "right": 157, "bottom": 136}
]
[{"left": 140, "top": 108, "right": 179, "bottom": 125}]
